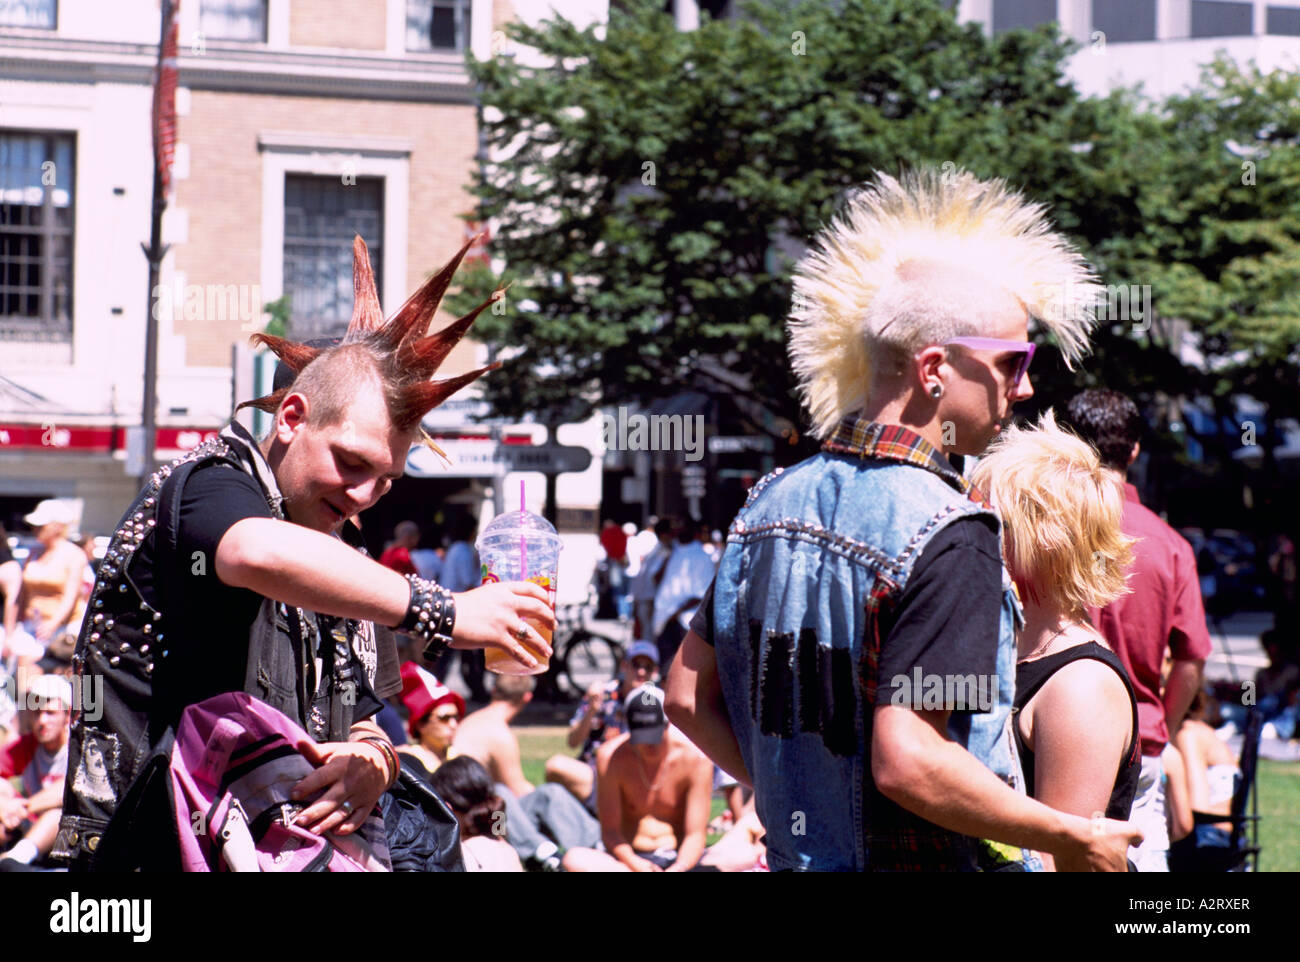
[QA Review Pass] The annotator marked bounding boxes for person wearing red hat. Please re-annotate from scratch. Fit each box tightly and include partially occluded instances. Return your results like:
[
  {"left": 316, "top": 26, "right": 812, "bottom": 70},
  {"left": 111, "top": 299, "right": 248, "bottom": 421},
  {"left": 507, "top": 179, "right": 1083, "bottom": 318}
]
[{"left": 397, "top": 661, "right": 466, "bottom": 780}]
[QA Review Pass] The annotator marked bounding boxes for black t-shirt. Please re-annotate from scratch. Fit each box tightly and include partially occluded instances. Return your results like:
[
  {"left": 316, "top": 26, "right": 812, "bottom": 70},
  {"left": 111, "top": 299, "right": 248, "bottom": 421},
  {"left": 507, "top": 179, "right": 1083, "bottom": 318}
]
[
  {"left": 130, "top": 460, "right": 389, "bottom": 726},
  {"left": 874, "top": 517, "right": 1001, "bottom": 712},
  {"left": 0, "top": 537, "right": 13, "bottom": 566},
  {"left": 690, "top": 517, "right": 1001, "bottom": 712}
]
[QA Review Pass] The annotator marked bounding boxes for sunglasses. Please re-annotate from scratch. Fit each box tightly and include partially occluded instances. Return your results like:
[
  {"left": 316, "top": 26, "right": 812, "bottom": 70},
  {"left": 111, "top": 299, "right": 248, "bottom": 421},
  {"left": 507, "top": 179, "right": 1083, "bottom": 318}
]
[
  {"left": 432, "top": 711, "right": 461, "bottom": 723},
  {"left": 943, "top": 337, "right": 1036, "bottom": 391}
]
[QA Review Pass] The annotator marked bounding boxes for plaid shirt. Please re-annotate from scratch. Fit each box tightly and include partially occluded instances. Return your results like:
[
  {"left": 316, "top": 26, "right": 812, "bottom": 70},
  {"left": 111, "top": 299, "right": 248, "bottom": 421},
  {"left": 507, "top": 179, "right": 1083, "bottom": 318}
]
[{"left": 821, "top": 416, "right": 989, "bottom": 507}]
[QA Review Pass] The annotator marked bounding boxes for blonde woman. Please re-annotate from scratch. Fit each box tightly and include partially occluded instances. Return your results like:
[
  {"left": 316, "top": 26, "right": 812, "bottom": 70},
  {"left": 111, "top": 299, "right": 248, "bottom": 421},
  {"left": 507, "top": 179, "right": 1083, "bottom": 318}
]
[
  {"left": 8, "top": 501, "right": 87, "bottom": 666},
  {"left": 972, "top": 412, "right": 1141, "bottom": 871}
]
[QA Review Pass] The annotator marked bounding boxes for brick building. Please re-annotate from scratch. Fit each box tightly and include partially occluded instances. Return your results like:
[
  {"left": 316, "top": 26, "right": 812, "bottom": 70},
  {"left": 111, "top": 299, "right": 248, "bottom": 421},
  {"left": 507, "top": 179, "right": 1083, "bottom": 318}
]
[{"left": 0, "top": 0, "right": 607, "bottom": 595}]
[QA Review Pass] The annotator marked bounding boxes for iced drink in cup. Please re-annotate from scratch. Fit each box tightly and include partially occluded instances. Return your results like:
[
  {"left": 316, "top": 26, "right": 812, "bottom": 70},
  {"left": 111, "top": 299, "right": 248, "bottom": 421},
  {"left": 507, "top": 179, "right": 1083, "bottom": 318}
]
[{"left": 477, "top": 510, "right": 562, "bottom": 675}]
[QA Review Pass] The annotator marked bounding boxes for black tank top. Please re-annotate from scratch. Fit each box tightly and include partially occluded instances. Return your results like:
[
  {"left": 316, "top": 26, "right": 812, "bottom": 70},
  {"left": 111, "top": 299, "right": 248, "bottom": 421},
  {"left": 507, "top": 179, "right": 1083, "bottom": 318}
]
[{"left": 1013, "top": 642, "right": 1141, "bottom": 820}]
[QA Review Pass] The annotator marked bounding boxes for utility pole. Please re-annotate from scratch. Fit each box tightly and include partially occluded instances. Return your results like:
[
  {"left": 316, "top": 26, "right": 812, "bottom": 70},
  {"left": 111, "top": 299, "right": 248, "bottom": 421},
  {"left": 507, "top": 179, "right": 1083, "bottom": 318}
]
[{"left": 138, "top": 0, "right": 175, "bottom": 489}]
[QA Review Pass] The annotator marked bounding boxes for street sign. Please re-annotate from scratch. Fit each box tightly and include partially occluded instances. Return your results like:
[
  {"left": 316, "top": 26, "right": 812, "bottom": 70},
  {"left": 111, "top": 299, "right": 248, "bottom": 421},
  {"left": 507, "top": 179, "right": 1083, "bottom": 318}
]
[
  {"left": 406, "top": 441, "right": 594, "bottom": 478},
  {"left": 707, "top": 434, "right": 774, "bottom": 454},
  {"left": 500, "top": 443, "right": 593, "bottom": 474}
]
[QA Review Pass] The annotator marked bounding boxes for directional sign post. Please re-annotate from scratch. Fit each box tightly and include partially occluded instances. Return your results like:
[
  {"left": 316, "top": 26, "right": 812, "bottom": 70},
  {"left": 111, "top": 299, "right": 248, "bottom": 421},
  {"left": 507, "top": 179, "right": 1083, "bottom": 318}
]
[{"left": 500, "top": 444, "right": 593, "bottom": 475}]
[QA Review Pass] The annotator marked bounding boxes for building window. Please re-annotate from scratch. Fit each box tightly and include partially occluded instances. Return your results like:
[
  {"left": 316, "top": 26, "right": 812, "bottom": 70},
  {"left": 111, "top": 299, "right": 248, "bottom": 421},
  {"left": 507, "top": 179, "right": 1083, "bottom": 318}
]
[
  {"left": 1191, "top": 1, "right": 1253, "bottom": 37},
  {"left": 199, "top": 0, "right": 266, "bottom": 43},
  {"left": 0, "top": 131, "right": 74, "bottom": 343},
  {"left": 0, "top": 0, "right": 55, "bottom": 28},
  {"left": 283, "top": 175, "right": 383, "bottom": 339},
  {"left": 406, "top": 0, "right": 472, "bottom": 52},
  {"left": 992, "top": 0, "right": 1057, "bottom": 33},
  {"left": 1267, "top": 5, "right": 1300, "bottom": 35},
  {"left": 1092, "top": 0, "right": 1156, "bottom": 42}
]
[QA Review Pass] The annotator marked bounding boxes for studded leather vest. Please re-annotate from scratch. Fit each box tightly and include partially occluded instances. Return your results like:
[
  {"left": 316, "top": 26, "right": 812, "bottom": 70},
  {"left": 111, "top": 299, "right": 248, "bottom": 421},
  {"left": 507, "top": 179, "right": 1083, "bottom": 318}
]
[{"left": 54, "top": 422, "right": 368, "bottom": 868}]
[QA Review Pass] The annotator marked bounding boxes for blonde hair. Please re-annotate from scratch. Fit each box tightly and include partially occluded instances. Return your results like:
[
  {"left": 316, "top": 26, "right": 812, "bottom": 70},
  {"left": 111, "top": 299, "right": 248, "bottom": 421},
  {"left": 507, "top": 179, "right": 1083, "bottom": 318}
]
[
  {"left": 970, "top": 411, "right": 1133, "bottom": 616},
  {"left": 787, "top": 168, "right": 1102, "bottom": 438}
]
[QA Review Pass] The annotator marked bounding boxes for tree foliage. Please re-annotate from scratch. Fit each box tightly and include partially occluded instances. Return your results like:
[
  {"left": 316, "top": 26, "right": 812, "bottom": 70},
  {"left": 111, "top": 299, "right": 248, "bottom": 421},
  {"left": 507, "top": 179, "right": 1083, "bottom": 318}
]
[{"left": 460, "top": 0, "right": 1300, "bottom": 481}]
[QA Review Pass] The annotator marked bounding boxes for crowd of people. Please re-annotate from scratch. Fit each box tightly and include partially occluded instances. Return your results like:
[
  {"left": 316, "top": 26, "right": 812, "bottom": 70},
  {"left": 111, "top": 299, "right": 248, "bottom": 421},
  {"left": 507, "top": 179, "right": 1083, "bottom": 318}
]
[{"left": 2, "top": 170, "right": 1297, "bottom": 873}]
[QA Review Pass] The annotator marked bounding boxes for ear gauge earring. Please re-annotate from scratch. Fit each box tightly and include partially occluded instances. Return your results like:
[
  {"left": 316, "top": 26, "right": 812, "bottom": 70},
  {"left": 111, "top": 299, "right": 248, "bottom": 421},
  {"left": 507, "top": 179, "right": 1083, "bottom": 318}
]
[{"left": 930, "top": 383, "right": 944, "bottom": 399}]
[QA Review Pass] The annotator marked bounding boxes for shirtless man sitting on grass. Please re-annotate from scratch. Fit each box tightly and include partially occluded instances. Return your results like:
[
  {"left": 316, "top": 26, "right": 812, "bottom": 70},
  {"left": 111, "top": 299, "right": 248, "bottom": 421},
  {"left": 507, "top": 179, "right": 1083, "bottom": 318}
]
[
  {"left": 453, "top": 673, "right": 536, "bottom": 799},
  {"left": 562, "top": 685, "right": 713, "bottom": 872}
]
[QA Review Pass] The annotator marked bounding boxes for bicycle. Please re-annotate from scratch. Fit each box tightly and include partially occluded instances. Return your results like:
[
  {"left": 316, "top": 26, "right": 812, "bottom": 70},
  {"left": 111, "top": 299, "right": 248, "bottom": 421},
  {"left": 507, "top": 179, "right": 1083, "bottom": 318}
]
[{"left": 551, "top": 601, "right": 625, "bottom": 699}]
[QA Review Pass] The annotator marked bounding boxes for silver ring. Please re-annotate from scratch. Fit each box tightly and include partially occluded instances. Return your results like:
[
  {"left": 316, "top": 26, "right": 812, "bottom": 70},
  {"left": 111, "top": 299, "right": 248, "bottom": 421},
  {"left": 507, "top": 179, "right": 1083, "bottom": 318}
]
[
  {"left": 515, "top": 626, "right": 529, "bottom": 641},
  {"left": 340, "top": 799, "right": 353, "bottom": 814}
]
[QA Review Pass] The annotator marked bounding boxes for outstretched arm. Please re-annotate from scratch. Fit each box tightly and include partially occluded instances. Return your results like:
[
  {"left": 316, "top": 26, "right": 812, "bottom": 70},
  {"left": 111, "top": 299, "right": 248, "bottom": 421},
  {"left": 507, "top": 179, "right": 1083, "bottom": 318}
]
[
  {"left": 216, "top": 517, "right": 554, "bottom": 664},
  {"left": 664, "top": 630, "right": 751, "bottom": 787},
  {"left": 871, "top": 704, "right": 1141, "bottom": 871}
]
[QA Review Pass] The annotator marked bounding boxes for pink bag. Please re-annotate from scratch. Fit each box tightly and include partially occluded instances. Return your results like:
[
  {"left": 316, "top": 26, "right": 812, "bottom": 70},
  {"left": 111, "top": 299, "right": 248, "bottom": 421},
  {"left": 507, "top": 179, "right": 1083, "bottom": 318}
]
[{"left": 169, "top": 691, "right": 389, "bottom": 872}]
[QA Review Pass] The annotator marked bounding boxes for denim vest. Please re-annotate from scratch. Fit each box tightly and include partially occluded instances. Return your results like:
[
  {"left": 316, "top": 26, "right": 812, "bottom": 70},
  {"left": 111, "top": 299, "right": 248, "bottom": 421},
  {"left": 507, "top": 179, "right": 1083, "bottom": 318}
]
[{"left": 711, "top": 421, "right": 1038, "bottom": 871}]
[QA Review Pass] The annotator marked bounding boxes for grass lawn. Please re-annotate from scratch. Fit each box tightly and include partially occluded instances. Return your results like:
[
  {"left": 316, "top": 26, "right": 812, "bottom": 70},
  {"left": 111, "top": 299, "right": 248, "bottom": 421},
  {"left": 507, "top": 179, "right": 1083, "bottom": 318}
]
[
  {"left": 1256, "top": 760, "right": 1300, "bottom": 872},
  {"left": 521, "top": 726, "right": 1300, "bottom": 870},
  {"left": 517, "top": 726, "right": 728, "bottom": 836}
]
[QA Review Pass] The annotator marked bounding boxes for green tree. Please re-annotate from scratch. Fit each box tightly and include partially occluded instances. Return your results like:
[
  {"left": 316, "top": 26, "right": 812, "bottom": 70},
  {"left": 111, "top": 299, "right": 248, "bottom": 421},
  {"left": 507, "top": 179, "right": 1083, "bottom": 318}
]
[
  {"left": 460, "top": 0, "right": 1142, "bottom": 450},
  {"left": 1084, "top": 60, "right": 1300, "bottom": 529}
]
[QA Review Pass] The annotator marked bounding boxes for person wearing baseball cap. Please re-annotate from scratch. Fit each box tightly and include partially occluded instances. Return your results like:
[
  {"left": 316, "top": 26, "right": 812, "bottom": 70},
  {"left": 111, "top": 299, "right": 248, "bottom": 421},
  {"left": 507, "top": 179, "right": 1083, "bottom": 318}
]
[
  {"left": 397, "top": 661, "right": 466, "bottom": 780},
  {"left": 561, "top": 683, "right": 714, "bottom": 873},
  {"left": 8, "top": 501, "right": 86, "bottom": 668},
  {"left": 544, "top": 639, "right": 660, "bottom": 809},
  {"left": 625, "top": 683, "right": 668, "bottom": 745},
  {"left": 0, "top": 672, "right": 73, "bottom": 868}
]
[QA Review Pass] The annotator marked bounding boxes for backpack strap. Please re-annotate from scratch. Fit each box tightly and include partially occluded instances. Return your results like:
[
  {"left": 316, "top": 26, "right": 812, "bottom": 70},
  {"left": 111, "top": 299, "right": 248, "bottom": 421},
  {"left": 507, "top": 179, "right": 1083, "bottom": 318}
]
[{"left": 152, "top": 456, "right": 216, "bottom": 613}]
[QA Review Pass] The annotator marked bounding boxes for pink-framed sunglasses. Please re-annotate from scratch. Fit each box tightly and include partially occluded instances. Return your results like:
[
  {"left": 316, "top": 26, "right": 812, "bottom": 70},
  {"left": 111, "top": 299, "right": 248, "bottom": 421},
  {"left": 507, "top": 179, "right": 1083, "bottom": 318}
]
[{"left": 943, "top": 336, "right": 1036, "bottom": 389}]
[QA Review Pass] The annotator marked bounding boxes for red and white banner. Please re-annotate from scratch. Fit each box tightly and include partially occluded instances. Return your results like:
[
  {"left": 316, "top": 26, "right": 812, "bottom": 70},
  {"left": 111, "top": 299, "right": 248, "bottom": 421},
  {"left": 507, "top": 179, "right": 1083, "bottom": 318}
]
[{"left": 0, "top": 424, "right": 218, "bottom": 456}]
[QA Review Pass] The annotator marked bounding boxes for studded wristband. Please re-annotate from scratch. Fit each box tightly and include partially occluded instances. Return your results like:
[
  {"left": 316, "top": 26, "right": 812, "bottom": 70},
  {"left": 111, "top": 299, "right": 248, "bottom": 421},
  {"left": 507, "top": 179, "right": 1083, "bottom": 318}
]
[{"left": 398, "top": 574, "right": 456, "bottom": 660}]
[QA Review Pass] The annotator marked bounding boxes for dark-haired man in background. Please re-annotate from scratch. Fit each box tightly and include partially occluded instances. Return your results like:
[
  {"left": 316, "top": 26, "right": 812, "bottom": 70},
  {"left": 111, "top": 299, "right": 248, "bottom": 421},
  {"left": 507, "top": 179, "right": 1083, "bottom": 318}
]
[{"left": 1063, "top": 388, "right": 1212, "bottom": 872}]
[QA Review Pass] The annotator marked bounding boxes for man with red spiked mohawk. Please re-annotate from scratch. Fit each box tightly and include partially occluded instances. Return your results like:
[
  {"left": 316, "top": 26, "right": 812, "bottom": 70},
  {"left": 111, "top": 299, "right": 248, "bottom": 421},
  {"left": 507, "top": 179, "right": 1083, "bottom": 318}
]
[{"left": 54, "top": 236, "right": 553, "bottom": 870}]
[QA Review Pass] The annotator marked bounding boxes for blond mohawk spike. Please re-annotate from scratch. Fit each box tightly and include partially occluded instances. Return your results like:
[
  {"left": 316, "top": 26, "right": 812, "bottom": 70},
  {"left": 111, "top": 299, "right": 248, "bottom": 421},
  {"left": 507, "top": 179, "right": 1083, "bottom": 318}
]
[{"left": 787, "top": 168, "right": 1102, "bottom": 439}]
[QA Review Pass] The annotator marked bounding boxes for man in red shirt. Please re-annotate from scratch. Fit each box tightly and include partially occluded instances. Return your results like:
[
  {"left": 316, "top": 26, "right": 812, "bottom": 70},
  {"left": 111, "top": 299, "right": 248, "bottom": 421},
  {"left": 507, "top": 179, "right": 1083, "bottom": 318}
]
[
  {"left": 378, "top": 520, "right": 420, "bottom": 577},
  {"left": 1066, "top": 389, "right": 1212, "bottom": 872},
  {"left": 600, "top": 520, "right": 628, "bottom": 566}
]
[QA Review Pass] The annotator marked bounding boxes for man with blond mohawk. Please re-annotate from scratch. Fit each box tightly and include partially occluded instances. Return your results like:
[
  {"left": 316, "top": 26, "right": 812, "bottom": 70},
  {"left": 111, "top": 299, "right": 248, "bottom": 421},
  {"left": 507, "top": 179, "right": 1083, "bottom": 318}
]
[
  {"left": 55, "top": 237, "right": 554, "bottom": 870},
  {"left": 665, "top": 168, "right": 1142, "bottom": 871}
]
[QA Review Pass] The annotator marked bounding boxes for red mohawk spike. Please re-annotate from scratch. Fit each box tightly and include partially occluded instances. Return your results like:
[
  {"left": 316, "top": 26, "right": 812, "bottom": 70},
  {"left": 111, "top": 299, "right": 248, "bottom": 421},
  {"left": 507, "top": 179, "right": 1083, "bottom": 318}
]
[
  {"left": 376, "top": 232, "right": 484, "bottom": 351},
  {"left": 235, "top": 386, "right": 291, "bottom": 415},
  {"left": 345, "top": 235, "right": 384, "bottom": 339},
  {"left": 248, "top": 333, "right": 323, "bottom": 374},
  {"left": 396, "top": 288, "right": 503, "bottom": 380},
  {"left": 390, "top": 362, "right": 502, "bottom": 432}
]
